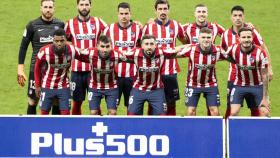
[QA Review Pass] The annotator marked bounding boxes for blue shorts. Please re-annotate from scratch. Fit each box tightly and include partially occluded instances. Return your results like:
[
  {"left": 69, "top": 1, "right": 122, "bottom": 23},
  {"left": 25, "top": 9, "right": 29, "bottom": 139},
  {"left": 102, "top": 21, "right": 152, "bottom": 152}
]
[
  {"left": 70, "top": 71, "right": 90, "bottom": 101},
  {"left": 128, "top": 88, "right": 167, "bottom": 115},
  {"left": 230, "top": 85, "right": 263, "bottom": 107},
  {"left": 162, "top": 74, "right": 180, "bottom": 104},
  {"left": 185, "top": 86, "right": 220, "bottom": 107},
  {"left": 39, "top": 88, "right": 71, "bottom": 111},
  {"left": 117, "top": 77, "right": 133, "bottom": 107},
  {"left": 88, "top": 88, "right": 119, "bottom": 110}
]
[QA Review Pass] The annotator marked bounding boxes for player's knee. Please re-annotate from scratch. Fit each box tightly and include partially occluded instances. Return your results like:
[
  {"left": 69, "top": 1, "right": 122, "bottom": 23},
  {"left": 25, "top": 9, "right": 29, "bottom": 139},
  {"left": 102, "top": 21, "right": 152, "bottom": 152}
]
[
  {"left": 209, "top": 107, "right": 219, "bottom": 116},
  {"left": 108, "top": 109, "right": 117, "bottom": 115},
  {"left": 28, "top": 97, "right": 38, "bottom": 106},
  {"left": 90, "top": 110, "right": 99, "bottom": 115},
  {"left": 187, "top": 107, "right": 196, "bottom": 116}
]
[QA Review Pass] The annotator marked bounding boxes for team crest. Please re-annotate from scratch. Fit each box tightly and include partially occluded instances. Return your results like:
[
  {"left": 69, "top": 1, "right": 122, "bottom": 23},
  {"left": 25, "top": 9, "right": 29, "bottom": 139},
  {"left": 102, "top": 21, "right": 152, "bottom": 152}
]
[
  {"left": 250, "top": 57, "right": 255, "bottom": 63},
  {"left": 192, "top": 37, "right": 198, "bottom": 43},
  {"left": 211, "top": 55, "right": 216, "bottom": 61},
  {"left": 169, "top": 29, "right": 174, "bottom": 35},
  {"left": 90, "top": 24, "right": 96, "bottom": 30},
  {"left": 131, "top": 32, "right": 135, "bottom": 38},
  {"left": 54, "top": 26, "right": 59, "bottom": 30}
]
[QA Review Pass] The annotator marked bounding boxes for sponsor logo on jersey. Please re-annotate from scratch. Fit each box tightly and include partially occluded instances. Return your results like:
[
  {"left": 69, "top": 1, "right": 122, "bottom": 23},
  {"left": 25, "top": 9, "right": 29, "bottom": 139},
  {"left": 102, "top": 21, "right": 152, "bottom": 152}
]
[
  {"left": 40, "top": 35, "right": 53, "bottom": 43},
  {"left": 76, "top": 34, "right": 96, "bottom": 40},
  {"left": 156, "top": 38, "right": 173, "bottom": 45},
  {"left": 139, "top": 67, "right": 159, "bottom": 72},
  {"left": 93, "top": 68, "right": 113, "bottom": 74},
  {"left": 115, "top": 41, "right": 134, "bottom": 48},
  {"left": 50, "top": 63, "right": 71, "bottom": 69},
  {"left": 195, "top": 64, "right": 215, "bottom": 70},
  {"left": 54, "top": 26, "right": 60, "bottom": 30},
  {"left": 237, "top": 64, "right": 256, "bottom": 70}
]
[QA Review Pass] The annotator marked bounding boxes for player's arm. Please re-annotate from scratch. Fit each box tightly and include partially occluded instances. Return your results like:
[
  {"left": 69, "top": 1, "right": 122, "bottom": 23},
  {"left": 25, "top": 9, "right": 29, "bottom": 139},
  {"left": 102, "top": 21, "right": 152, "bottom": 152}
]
[
  {"left": 17, "top": 22, "right": 33, "bottom": 87},
  {"left": 119, "top": 50, "right": 135, "bottom": 63},
  {"left": 74, "top": 47, "right": 90, "bottom": 63},
  {"left": 175, "top": 44, "right": 192, "bottom": 58},
  {"left": 261, "top": 43, "right": 273, "bottom": 81},
  {"left": 34, "top": 50, "right": 45, "bottom": 98},
  {"left": 177, "top": 23, "right": 188, "bottom": 44},
  {"left": 260, "top": 66, "right": 270, "bottom": 111}
]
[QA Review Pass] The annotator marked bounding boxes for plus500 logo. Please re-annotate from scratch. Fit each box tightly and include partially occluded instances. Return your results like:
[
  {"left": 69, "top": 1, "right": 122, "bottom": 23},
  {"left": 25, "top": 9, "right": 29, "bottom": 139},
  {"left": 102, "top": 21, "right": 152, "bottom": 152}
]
[{"left": 31, "top": 122, "right": 169, "bottom": 156}]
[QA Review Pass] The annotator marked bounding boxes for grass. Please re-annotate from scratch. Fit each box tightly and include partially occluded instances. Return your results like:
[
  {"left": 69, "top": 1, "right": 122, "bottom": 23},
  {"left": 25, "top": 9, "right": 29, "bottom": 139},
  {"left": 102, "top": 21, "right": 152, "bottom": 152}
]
[{"left": 0, "top": 0, "right": 279, "bottom": 116}]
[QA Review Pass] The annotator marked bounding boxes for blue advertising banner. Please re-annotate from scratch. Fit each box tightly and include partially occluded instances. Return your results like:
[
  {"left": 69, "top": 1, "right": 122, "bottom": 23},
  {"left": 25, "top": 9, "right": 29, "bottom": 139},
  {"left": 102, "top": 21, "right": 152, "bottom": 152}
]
[
  {"left": 0, "top": 116, "right": 224, "bottom": 157},
  {"left": 228, "top": 117, "right": 280, "bottom": 158}
]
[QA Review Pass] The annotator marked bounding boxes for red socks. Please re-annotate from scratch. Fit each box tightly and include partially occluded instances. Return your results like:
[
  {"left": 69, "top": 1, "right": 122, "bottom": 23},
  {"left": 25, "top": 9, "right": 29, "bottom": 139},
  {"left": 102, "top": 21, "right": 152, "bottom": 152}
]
[{"left": 72, "top": 101, "right": 82, "bottom": 115}]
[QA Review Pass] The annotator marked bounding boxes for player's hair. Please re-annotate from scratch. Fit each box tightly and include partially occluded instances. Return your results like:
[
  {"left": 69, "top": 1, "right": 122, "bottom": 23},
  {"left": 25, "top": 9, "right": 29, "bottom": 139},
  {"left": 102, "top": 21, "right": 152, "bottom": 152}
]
[
  {"left": 53, "top": 28, "right": 66, "bottom": 37},
  {"left": 41, "top": 0, "right": 54, "bottom": 6},
  {"left": 195, "top": 3, "right": 207, "bottom": 9},
  {"left": 238, "top": 27, "right": 252, "bottom": 36},
  {"left": 98, "top": 35, "right": 112, "bottom": 44},
  {"left": 118, "top": 2, "right": 131, "bottom": 11},
  {"left": 141, "top": 34, "right": 156, "bottom": 44},
  {"left": 231, "top": 5, "right": 244, "bottom": 14},
  {"left": 200, "top": 27, "right": 212, "bottom": 34},
  {"left": 154, "top": 0, "right": 170, "bottom": 10},
  {"left": 77, "top": 0, "right": 91, "bottom": 5}
]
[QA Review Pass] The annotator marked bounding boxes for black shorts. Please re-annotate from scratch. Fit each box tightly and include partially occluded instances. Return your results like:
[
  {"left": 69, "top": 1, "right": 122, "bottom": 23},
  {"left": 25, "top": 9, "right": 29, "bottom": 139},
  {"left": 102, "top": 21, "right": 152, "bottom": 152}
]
[
  {"left": 27, "top": 71, "right": 38, "bottom": 100},
  {"left": 70, "top": 71, "right": 90, "bottom": 101},
  {"left": 117, "top": 77, "right": 133, "bottom": 107},
  {"left": 162, "top": 74, "right": 180, "bottom": 104}
]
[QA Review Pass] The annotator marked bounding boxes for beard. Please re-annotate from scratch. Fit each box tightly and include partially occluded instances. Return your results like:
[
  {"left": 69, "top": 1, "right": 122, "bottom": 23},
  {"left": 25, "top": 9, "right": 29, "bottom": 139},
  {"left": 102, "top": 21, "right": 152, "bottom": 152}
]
[
  {"left": 53, "top": 45, "right": 65, "bottom": 57},
  {"left": 78, "top": 9, "right": 90, "bottom": 17},
  {"left": 42, "top": 11, "right": 53, "bottom": 20},
  {"left": 144, "top": 49, "right": 155, "bottom": 58}
]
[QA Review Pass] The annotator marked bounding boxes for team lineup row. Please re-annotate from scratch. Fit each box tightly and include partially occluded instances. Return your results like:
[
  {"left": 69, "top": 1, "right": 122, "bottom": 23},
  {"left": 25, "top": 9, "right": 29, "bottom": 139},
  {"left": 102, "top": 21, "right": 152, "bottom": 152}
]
[{"left": 17, "top": 0, "right": 272, "bottom": 117}]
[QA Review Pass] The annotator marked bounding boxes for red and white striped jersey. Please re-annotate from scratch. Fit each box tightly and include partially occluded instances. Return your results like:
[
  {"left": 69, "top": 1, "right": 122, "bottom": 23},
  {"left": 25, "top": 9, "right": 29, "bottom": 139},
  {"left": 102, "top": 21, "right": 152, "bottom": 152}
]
[
  {"left": 142, "top": 19, "right": 185, "bottom": 75},
  {"left": 226, "top": 44, "right": 268, "bottom": 86},
  {"left": 178, "top": 44, "right": 226, "bottom": 88},
  {"left": 221, "top": 26, "right": 264, "bottom": 81},
  {"left": 85, "top": 48, "right": 121, "bottom": 90},
  {"left": 104, "top": 22, "right": 142, "bottom": 77},
  {"left": 126, "top": 48, "right": 177, "bottom": 91},
  {"left": 35, "top": 44, "right": 77, "bottom": 89},
  {"left": 65, "top": 16, "right": 107, "bottom": 72},
  {"left": 183, "top": 22, "right": 225, "bottom": 44}
]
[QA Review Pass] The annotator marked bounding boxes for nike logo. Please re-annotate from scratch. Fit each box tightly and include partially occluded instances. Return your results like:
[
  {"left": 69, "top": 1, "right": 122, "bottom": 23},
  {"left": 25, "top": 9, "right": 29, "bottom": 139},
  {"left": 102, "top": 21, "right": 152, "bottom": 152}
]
[{"left": 38, "top": 29, "right": 44, "bottom": 32}]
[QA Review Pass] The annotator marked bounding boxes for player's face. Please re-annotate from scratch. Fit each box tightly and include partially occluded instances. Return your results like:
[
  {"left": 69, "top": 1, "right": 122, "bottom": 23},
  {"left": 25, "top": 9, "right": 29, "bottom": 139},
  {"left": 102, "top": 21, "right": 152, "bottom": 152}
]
[
  {"left": 97, "top": 42, "right": 112, "bottom": 58},
  {"left": 199, "top": 32, "right": 212, "bottom": 50},
  {"left": 118, "top": 8, "right": 131, "bottom": 25},
  {"left": 40, "top": 1, "right": 54, "bottom": 20},
  {"left": 141, "top": 38, "right": 156, "bottom": 57},
  {"left": 239, "top": 31, "right": 253, "bottom": 49},
  {"left": 156, "top": 4, "right": 169, "bottom": 21},
  {"left": 231, "top": 11, "right": 244, "bottom": 27},
  {"left": 53, "top": 35, "right": 66, "bottom": 55},
  {"left": 77, "top": 0, "right": 91, "bottom": 17},
  {"left": 195, "top": 7, "right": 208, "bottom": 24}
]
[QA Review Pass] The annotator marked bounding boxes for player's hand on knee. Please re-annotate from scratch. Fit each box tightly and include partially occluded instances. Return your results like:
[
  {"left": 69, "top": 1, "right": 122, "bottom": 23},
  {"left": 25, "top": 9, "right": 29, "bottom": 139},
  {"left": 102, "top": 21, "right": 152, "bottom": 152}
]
[
  {"left": 17, "top": 64, "right": 26, "bottom": 87},
  {"left": 35, "top": 87, "right": 41, "bottom": 98}
]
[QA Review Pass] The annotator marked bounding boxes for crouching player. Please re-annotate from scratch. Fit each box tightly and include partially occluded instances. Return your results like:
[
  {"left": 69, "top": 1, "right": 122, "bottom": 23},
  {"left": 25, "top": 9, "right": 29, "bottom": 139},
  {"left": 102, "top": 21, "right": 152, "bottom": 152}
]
[
  {"left": 225, "top": 27, "right": 270, "bottom": 116},
  {"left": 123, "top": 35, "right": 182, "bottom": 115},
  {"left": 176, "top": 28, "right": 227, "bottom": 116},
  {"left": 34, "top": 29, "right": 79, "bottom": 115},
  {"left": 80, "top": 35, "right": 125, "bottom": 115}
]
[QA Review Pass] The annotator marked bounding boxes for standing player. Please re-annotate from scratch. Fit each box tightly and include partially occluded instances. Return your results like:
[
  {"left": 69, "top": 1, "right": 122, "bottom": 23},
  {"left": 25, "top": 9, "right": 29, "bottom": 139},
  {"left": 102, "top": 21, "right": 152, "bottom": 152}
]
[
  {"left": 176, "top": 28, "right": 226, "bottom": 116},
  {"left": 17, "top": 0, "right": 64, "bottom": 114},
  {"left": 80, "top": 36, "right": 123, "bottom": 115},
  {"left": 225, "top": 28, "right": 269, "bottom": 116},
  {"left": 183, "top": 4, "right": 225, "bottom": 45},
  {"left": 104, "top": 2, "right": 142, "bottom": 112},
  {"left": 142, "top": 0, "right": 187, "bottom": 115},
  {"left": 124, "top": 35, "right": 182, "bottom": 115},
  {"left": 221, "top": 5, "right": 273, "bottom": 118},
  {"left": 65, "top": 0, "right": 107, "bottom": 115},
  {"left": 34, "top": 29, "right": 78, "bottom": 115}
]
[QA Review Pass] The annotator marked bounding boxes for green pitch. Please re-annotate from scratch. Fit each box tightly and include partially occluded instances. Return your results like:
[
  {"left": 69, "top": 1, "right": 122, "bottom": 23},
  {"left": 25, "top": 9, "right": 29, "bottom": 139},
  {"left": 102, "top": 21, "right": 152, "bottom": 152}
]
[{"left": 0, "top": 0, "right": 279, "bottom": 116}]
